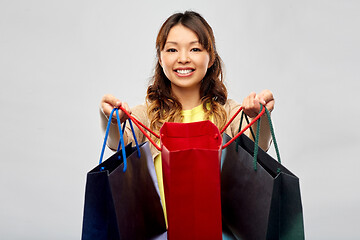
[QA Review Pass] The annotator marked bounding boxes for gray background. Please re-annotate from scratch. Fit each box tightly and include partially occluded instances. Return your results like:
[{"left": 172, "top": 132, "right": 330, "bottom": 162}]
[{"left": 1, "top": 0, "right": 359, "bottom": 239}]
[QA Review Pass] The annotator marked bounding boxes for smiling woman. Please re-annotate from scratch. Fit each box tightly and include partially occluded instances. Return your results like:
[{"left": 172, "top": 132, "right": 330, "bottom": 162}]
[
  {"left": 146, "top": 11, "right": 230, "bottom": 134},
  {"left": 99, "top": 10, "right": 275, "bottom": 236},
  {"left": 100, "top": 11, "right": 274, "bottom": 144}
]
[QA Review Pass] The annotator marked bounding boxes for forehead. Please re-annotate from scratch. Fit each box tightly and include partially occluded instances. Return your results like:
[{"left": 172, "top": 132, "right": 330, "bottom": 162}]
[{"left": 166, "top": 24, "right": 199, "bottom": 44}]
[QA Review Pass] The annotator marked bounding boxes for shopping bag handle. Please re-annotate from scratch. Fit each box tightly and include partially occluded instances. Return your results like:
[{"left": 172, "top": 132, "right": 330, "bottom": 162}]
[
  {"left": 220, "top": 106, "right": 243, "bottom": 134},
  {"left": 237, "top": 111, "right": 256, "bottom": 140},
  {"left": 116, "top": 120, "right": 127, "bottom": 151},
  {"left": 221, "top": 106, "right": 266, "bottom": 149},
  {"left": 118, "top": 106, "right": 162, "bottom": 151},
  {"left": 117, "top": 104, "right": 269, "bottom": 153},
  {"left": 117, "top": 118, "right": 141, "bottom": 159},
  {"left": 235, "top": 105, "right": 281, "bottom": 170},
  {"left": 99, "top": 108, "right": 127, "bottom": 172},
  {"left": 262, "top": 106, "right": 281, "bottom": 164}
]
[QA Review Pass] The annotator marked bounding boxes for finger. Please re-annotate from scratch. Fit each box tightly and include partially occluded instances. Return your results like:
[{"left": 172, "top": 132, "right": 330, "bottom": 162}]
[
  {"left": 265, "top": 99, "right": 275, "bottom": 112},
  {"left": 102, "top": 94, "right": 121, "bottom": 107},
  {"left": 101, "top": 94, "right": 122, "bottom": 117},
  {"left": 250, "top": 98, "right": 261, "bottom": 117},
  {"left": 120, "top": 102, "right": 131, "bottom": 122},
  {"left": 257, "top": 90, "right": 274, "bottom": 112},
  {"left": 247, "top": 92, "right": 256, "bottom": 102},
  {"left": 102, "top": 103, "right": 115, "bottom": 118},
  {"left": 242, "top": 92, "right": 256, "bottom": 108},
  {"left": 113, "top": 101, "right": 127, "bottom": 120},
  {"left": 257, "top": 90, "right": 273, "bottom": 103},
  {"left": 256, "top": 94, "right": 266, "bottom": 106},
  {"left": 242, "top": 92, "right": 260, "bottom": 118}
]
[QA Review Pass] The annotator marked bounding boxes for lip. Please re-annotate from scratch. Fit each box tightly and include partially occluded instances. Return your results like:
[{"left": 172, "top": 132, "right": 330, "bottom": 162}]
[{"left": 174, "top": 67, "right": 195, "bottom": 77}]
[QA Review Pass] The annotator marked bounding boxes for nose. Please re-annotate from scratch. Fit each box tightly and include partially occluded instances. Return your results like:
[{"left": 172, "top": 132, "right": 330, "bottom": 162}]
[{"left": 178, "top": 50, "right": 190, "bottom": 63}]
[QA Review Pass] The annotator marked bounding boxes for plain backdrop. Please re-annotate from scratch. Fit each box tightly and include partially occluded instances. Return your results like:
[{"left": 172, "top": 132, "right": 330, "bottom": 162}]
[{"left": 1, "top": 0, "right": 359, "bottom": 239}]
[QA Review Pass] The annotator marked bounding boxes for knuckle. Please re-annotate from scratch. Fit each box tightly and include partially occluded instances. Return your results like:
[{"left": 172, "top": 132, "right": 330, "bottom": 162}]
[{"left": 265, "top": 89, "right": 273, "bottom": 97}]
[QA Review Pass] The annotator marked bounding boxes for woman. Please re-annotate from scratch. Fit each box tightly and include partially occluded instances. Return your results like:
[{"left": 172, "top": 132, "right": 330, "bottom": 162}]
[{"left": 100, "top": 10, "right": 274, "bottom": 223}]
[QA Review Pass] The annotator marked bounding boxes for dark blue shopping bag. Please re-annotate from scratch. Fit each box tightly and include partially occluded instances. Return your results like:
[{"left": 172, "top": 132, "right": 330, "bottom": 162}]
[
  {"left": 81, "top": 108, "right": 167, "bottom": 240},
  {"left": 220, "top": 107, "right": 305, "bottom": 240}
]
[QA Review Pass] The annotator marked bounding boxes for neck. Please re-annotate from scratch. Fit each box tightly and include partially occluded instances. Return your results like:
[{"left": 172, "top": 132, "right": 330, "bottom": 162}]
[{"left": 171, "top": 85, "right": 202, "bottom": 110}]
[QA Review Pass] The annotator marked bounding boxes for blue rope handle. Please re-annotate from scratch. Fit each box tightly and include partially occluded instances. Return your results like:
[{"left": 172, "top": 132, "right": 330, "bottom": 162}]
[
  {"left": 115, "top": 109, "right": 127, "bottom": 172},
  {"left": 118, "top": 118, "right": 141, "bottom": 158},
  {"left": 99, "top": 108, "right": 127, "bottom": 172},
  {"left": 117, "top": 121, "right": 126, "bottom": 151},
  {"left": 116, "top": 119, "right": 141, "bottom": 158},
  {"left": 99, "top": 108, "right": 116, "bottom": 165},
  {"left": 128, "top": 118, "right": 141, "bottom": 158}
]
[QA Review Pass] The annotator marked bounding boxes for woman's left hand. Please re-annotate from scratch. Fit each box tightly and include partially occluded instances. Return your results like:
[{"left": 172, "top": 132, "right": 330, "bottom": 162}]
[{"left": 242, "top": 89, "right": 274, "bottom": 118}]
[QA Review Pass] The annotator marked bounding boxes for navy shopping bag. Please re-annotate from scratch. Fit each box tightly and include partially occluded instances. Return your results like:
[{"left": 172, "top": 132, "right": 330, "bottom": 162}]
[
  {"left": 81, "top": 108, "right": 167, "bottom": 240},
  {"left": 221, "top": 107, "right": 305, "bottom": 240}
]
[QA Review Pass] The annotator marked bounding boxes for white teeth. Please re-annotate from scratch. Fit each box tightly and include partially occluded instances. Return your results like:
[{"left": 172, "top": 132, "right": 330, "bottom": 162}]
[{"left": 176, "top": 69, "right": 193, "bottom": 74}]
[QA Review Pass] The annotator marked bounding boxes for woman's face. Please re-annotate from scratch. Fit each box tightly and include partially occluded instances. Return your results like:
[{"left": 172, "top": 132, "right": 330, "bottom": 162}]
[{"left": 160, "top": 24, "right": 211, "bottom": 94}]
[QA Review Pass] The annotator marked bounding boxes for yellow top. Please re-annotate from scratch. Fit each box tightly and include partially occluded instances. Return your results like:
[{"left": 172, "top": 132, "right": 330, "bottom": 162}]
[
  {"left": 154, "top": 104, "right": 211, "bottom": 227},
  {"left": 181, "top": 103, "right": 209, "bottom": 123}
]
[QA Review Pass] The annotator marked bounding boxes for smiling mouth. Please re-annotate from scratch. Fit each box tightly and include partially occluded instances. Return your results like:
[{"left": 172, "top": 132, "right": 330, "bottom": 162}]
[{"left": 175, "top": 69, "right": 195, "bottom": 75}]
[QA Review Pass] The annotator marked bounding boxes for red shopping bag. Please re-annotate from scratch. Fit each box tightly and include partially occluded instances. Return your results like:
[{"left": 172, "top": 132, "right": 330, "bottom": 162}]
[
  {"left": 116, "top": 105, "right": 264, "bottom": 240},
  {"left": 160, "top": 121, "right": 223, "bottom": 240}
]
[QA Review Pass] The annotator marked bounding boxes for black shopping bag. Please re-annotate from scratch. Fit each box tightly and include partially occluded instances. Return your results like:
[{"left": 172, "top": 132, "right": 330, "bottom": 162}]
[
  {"left": 220, "top": 108, "right": 305, "bottom": 240},
  {"left": 81, "top": 109, "right": 166, "bottom": 240}
]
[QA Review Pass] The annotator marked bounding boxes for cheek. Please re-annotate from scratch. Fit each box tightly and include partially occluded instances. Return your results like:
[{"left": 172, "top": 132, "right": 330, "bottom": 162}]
[
  {"left": 159, "top": 55, "right": 173, "bottom": 79},
  {"left": 200, "top": 55, "right": 211, "bottom": 69},
  {"left": 160, "top": 54, "right": 172, "bottom": 70}
]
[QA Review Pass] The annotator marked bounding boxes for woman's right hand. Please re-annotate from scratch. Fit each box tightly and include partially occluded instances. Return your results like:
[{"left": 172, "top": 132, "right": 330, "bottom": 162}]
[{"left": 100, "top": 94, "right": 131, "bottom": 123}]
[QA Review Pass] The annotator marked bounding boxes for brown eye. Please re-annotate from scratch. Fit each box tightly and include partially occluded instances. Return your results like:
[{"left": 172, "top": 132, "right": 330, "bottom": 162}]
[
  {"left": 166, "top": 48, "right": 177, "bottom": 52},
  {"left": 191, "top": 48, "right": 202, "bottom": 52}
]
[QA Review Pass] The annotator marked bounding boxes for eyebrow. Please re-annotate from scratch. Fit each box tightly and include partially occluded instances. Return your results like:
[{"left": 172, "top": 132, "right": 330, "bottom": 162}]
[{"left": 165, "top": 41, "right": 200, "bottom": 45}]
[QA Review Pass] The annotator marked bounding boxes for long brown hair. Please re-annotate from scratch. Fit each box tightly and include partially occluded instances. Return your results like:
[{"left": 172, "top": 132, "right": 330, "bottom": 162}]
[{"left": 146, "top": 11, "right": 228, "bottom": 136}]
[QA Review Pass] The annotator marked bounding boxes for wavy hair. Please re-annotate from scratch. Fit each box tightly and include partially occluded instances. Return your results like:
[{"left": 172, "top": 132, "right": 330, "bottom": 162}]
[{"left": 146, "top": 11, "right": 228, "bottom": 137}]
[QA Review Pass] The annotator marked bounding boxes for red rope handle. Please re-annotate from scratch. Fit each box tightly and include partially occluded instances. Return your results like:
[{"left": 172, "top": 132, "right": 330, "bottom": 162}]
[
  {"left": 125, "top": 112, "right": 160, "bottom": 138},
  {"left": 117, "top": 103, "right": 264, "bottom": 151},
  {"left": 222, "top": 106, "right": 265, "bottom": 149},
  {"left": 220, "top": 106, "right": 243, "bottom": 134},
  {"left": 118, "top": 106, "right": 161, "bottom": 151}
]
